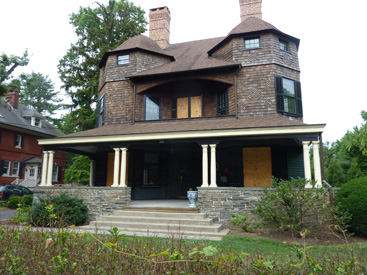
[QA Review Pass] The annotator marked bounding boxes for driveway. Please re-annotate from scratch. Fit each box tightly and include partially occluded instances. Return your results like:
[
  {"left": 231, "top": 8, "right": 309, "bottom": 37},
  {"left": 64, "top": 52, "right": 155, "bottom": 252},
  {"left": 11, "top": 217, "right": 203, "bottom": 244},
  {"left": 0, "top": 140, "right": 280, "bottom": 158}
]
[{"left": 0, "top": 207, "right": 17, "bottom": 221}]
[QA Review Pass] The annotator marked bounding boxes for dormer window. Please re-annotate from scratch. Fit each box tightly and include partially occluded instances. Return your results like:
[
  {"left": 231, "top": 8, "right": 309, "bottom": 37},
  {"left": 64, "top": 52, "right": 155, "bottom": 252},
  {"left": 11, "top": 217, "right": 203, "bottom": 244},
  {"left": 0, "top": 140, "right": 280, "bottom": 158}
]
[
  {"left": 31, "top": 117, "right": 42, "bottom": 128},
  {"left": 244, "top": 38, "right": 260, "bottom": 50},
  {"left": 117, "top": 54, "right": 129, "bottom": 66},
  {"left": 279, "top": 39, "right": 288, "bottom": 51}
]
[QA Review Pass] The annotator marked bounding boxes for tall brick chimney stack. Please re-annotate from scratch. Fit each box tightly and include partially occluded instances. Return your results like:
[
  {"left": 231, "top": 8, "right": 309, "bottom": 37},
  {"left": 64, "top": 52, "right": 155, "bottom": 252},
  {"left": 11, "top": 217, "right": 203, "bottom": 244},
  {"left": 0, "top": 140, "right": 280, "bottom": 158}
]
[
  {"left": 239, "top": 0, "right": 262, "bottom": 21},
  {"left": 5, "top": 88, "right": 20, "bottom": 109},
  {"left": 149, "top": 7, "right": 171, "bottom": 49}
]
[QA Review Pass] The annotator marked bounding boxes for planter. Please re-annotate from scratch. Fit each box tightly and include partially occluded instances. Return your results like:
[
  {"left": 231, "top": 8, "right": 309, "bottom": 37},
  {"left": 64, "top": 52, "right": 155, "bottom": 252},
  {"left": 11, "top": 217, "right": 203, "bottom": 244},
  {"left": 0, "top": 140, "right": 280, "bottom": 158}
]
[{"left": 187, "top": 191, "right": 198, "bottom": 208}]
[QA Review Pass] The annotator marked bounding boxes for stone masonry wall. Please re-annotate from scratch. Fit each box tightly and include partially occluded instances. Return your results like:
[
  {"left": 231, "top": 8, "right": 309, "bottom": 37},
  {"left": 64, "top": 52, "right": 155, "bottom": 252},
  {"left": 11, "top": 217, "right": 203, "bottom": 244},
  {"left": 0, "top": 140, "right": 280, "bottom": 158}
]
[{"left": 33, "top": 186, "right": 131, "bottom": 221}]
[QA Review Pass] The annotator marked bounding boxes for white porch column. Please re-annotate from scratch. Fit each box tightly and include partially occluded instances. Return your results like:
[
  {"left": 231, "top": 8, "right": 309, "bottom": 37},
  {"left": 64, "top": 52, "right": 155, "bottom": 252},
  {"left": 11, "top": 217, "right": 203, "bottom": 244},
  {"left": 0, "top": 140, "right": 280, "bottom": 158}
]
[
  {"left": 46, "top": 151, "right": 55, "bottom": 186},
  {"left": 112, "top": 148, "right": 120, "bottom": 187},
  {"left": 40, "top": 151, "right": 49, "bottom": 186},
  {"left": 209, "top": 144, "right": 217, "bottom": 187},
  {"left": 312, "top": 141, "right": 322, "bottom": 188},
  {"left": 201, "top": 145, "right": 209, "bottom": 187},
  {"left": 302, "top": 141, "right": 312, "bottom": 188},
  {"left": 89, "top": 159, "right": 96, "bottom": 186},
  {"left": 119, "top": 148, "right": 128, "bottom": 187}
]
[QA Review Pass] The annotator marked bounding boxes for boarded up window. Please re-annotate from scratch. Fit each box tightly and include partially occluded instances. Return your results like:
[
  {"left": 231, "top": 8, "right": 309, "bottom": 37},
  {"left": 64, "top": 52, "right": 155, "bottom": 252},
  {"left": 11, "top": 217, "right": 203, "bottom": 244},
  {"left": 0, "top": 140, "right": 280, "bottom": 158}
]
[
  {"left": 174, "top": 96, "right": 202, "bottom": 118},
  {"left": 243, "top": 147, "right": 272, "bottom": 187}
]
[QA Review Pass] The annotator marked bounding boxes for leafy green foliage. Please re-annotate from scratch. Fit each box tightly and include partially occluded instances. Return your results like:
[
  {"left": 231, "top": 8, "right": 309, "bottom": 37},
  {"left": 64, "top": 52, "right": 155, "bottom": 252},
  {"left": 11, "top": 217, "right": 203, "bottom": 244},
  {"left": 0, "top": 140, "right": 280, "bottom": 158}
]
[
  {"left": 7, "top": 195, "right": 33, "bottom": 209},
  {"left": 30, "top": 193, "right": 88, "bottom": 227},
  {"left": 18, "top": 72, "right": 62, "bottom": 121},
  {"left": 230, "top": 212, "right": 258, "bottom": 232},
  {"left": 57, "top": 0, "right": 147, "bottom": 131},
  {"left": 0, "top": 50, "right": 29, "bottom": 95},
  {"left": 335, "top": 176, "right": 367, "bottom": 237},
  {"left": 64, "top": 155, "right": 91, "bottom": 185},
  {"left": 253, "top": 178, "right": 333, "bottom": 233}
]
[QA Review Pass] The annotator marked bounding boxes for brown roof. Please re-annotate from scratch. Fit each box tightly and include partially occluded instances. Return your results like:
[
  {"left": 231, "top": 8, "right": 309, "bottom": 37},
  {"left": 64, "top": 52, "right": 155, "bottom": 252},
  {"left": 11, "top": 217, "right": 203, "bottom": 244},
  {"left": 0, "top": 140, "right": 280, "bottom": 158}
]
[
  {"left": 61, "top": 115, "right": 308, "bottom": 139},
  {"left": 129, "top": 37, "right": 239, "bottom": 78}
]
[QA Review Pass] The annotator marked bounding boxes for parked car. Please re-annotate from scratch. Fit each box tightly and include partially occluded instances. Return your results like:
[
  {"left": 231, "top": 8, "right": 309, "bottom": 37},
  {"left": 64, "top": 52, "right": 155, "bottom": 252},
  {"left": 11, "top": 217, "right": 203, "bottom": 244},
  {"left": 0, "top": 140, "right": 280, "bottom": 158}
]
[{"left": 0, "top": 185, "right": 33, "bottom": 202}]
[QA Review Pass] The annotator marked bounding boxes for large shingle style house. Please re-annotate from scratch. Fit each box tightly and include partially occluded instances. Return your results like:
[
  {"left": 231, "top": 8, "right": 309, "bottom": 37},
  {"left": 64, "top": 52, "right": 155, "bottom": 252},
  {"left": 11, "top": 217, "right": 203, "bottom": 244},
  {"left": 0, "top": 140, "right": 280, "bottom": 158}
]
[
  {"left": 0, "top": 89, "right": 66, "bottom": 186},
  {"left": 39, "top": 0, "right": 325, "bottom": 205}
]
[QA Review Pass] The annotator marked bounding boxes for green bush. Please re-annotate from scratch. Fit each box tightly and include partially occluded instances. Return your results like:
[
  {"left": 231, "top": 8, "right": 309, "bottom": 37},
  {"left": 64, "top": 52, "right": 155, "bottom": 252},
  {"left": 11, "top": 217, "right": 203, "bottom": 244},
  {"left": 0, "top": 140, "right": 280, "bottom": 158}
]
[
  {"left": 7, "top": 195, "right": 33, "bottom": 209},
  {"left": 253, "top": 178, "right": 332, "bottom": 233},
  {"left": 30, "top": 192, "right": 88, "bottom": 227},
  {"left": 335, "top": 176, "right": 367, "bottom": 237}
]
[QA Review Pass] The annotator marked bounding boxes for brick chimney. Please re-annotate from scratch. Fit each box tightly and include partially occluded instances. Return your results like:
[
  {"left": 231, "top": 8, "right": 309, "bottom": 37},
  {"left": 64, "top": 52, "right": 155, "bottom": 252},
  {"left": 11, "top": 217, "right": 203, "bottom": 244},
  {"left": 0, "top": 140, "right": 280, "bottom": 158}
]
[
  {"left": 239, "top": 0, "right": 262, "bottom": 21},
  {"left": 149, "top": 6, "right": 171, "bottom": 49},
  {"left": 5, "top": 88, "right": 20, "bottom": 109}
]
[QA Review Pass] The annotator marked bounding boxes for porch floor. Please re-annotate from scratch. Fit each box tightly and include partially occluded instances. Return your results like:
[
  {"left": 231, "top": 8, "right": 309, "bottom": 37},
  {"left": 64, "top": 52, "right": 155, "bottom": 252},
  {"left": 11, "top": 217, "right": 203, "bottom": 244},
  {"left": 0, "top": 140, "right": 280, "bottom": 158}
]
[{"left": 127, "top": 199, "right": 190, "bottom": 208}]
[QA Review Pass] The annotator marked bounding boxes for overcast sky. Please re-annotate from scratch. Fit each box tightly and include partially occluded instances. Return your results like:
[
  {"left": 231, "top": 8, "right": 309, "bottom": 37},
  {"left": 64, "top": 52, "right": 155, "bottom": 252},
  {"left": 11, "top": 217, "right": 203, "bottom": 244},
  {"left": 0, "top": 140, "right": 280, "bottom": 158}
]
[{"left": 1, "top": 0, "right": 367, "bottom": 143}]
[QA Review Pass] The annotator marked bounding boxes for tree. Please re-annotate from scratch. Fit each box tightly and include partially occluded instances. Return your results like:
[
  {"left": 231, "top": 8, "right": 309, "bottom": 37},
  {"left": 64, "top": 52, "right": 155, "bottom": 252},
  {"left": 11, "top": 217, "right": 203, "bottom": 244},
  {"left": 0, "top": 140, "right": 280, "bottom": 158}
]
[
  {"left": 0, "top": 50, "right": 29, "bottom": 95},
  {"left": 64, "top": 155, "right": 91, "bottom": 185},
  {"left": 325, "top": 155, "right": 345, "bottom": 186},
  {"left": 58, "top": 0, "right": 147, "bottom": 131},
  {"left": 341, "top": 110, "right": 367, "bottom": 176},
  {"left": 18, "top": 72, "right": 62, "bottom": 120}
]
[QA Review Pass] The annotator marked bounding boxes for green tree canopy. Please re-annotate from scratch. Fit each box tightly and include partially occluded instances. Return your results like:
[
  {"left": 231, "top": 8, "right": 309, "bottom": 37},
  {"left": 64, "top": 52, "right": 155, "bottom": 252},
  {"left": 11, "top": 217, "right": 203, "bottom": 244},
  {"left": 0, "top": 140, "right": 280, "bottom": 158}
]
[
  {"left": 0, "top": 50, "right": 29, "bottom": 95},
  {"left": 18, "top": 72, "right": 62, "bottom": 121},
  {"left": 58, "top": 0, "right": 147, "bottom": 132}
]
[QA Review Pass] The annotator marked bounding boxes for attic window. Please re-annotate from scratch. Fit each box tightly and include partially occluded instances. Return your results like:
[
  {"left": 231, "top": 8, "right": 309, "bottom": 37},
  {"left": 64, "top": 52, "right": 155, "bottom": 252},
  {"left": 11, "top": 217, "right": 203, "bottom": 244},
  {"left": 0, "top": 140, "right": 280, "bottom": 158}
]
[
  {"left": 117, "top": 54, "right": 129, "bottom": 66},
  {"left": 31, "top": 117, "right": 42, "bottom": 127},
  {"left": 244, "top": 38, "right": 260, "bottom": 49},
  {"left": 279, "top": 40, "right": 288, "bottom": 51}
]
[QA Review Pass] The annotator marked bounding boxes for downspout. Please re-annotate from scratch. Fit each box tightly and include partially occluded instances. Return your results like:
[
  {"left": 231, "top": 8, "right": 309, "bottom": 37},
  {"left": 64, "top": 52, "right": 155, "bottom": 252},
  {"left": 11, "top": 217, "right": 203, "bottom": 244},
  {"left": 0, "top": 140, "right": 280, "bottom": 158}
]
[
  {"left": 126, "top": 78, "right": 136, "bottom": 124},
  {"left": 234, "top": 65, "right": 241, "bottom": 118}
]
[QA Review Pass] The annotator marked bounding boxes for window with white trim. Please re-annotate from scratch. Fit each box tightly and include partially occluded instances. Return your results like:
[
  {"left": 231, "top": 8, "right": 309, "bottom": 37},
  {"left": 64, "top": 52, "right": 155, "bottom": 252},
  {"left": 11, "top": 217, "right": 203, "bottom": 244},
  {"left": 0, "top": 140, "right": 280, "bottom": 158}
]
[
  {"left": 117, "top": 54, "right": 129, "bottom": 66},
  {"left": 2, "top": 160, "right": 11, "bottom": 176},
  {"left": 31, "top": 117, "right": 42, "bottom": 127},
  {"left": 12, "top": 161, "right": 20, "bottom": 176},
  {"left": 244, "top": 37, "right": 260, "bottom": 49},
  {"left": 52, "top": 165, "right": 59, "bottom": 182},
  {"left": 14, "top": 135, "right": 23, "bottom": 148}
]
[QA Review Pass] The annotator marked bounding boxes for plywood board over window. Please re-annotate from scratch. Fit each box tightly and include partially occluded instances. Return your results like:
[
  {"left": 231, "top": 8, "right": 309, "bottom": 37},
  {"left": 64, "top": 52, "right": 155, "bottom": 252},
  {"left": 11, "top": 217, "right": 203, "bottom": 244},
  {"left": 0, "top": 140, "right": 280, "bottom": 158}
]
[
  {"left": 177, "top": 97, "right": 189, "bottom": 118},
  {"left": 176, "top": 96, "right": 202, "bottom": 118},
  {"left": 243, "top": 147, "right": 272, "bottom": 187},
  {"left": 190, "top": 96, "right": 202, "bottom": 118}
]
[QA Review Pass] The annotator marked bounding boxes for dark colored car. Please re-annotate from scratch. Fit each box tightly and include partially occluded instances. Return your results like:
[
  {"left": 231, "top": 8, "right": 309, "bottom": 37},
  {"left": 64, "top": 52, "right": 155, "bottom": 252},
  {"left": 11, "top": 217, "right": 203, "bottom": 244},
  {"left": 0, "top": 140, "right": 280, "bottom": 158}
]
[{"left": 0, "top": 185, "right": 33, "bottom": 202}]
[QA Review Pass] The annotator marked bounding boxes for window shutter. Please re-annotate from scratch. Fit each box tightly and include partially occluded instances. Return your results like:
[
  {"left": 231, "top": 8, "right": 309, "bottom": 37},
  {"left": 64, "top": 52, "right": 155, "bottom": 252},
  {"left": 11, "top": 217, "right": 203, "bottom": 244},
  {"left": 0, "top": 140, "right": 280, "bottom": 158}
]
[
  {"left": 96, "top": 100, "right": 101, "bottom": 127},
  {"left": 275, "top": 76, "right": 284, "bottom": 113},
  {"left": 0, "top": 160, "right": 4, "bottom": 176},
  {"left": 20, "top": 136, "right": 24, "bottom": 148},
  {"left": 14, "top": 135, "right": 17, "bottom": 146},
  {"left": 57, "top": 166, "right": 62, "bottom": 182},
  {"left": 171, "top": 98, "right": 177, "bottom": 118},
  {"left": 18, "top": 163, "right": 24, "bottom": 178},
  {"left": 295, "top": 81, "right": 303, "bottom": 117},
  {"left": 0, "top": 131, "right": 2, "bottom": 144}
]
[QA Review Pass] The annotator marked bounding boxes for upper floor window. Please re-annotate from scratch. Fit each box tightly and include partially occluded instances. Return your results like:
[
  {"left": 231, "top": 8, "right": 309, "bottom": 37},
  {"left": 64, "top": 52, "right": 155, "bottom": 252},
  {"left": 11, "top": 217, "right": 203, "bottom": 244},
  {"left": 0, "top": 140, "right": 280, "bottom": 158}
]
[
  {"left": 117, "top": 54, "right": 129, "bottom": 66},
  {"left": 145, "top": 96, "right": 161, "bottom": 120},
  {"left": 275, "top": 76, "right": 302, "bottom": 117},
  {"left": 172, "top": 96, "right": 202, "bottom": 119},
  {"left": 31, "top": 117, "right": 42, "bottom": 127},
  {"left": 12, "top": 161, "right": 20, "bottom": 176},
  {"left": 14, "top": 135, "right": 23, "bottom": 148},
  {"left": 97, "top": 94, "right": 105, "bottom": 127},
  {"left": 217, "top": 91, "right": 229, "bottom": 116},
  {"left": 0, "top": 131, "right": 2, "bottom": 144},
  {"left": 279, "top": 39, "right": 288, "bottom": 51},
  {"left": 244, "top": 38, "right": 260, "bottom": 50}
]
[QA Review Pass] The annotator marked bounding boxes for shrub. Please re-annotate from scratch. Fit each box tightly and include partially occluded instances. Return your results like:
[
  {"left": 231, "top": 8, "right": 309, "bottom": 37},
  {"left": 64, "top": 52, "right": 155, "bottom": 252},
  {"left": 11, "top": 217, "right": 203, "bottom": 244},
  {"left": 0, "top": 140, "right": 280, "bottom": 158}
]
[
  {"left": 335, "top": 176, "right": 367, "bottom": 237},
  {"left": 30, "top": 192, "right": 88, "bottom": 227},
  {"left": 253, "top": 178, "right": 332, "bottom": 233},
  {"left": 7, "top": 195, "right": 33, "bottom": 209},
  {"left": 230, "top": 212, "right": 258, "bottom": 232}
]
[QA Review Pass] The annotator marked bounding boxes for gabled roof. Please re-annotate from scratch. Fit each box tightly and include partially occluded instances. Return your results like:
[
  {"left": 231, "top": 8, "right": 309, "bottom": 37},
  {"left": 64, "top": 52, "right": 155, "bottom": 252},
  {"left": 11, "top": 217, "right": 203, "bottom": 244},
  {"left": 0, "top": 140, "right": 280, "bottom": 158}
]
[
  {"left": 128, "top": 37, "right": 240, "bottom": 79},
  {"left": 99, "top": 35, "right": 175, "bottom": 67},
  {"left": 0, "top": 98, "right": 63, "bottom": 138},
  {"left": 208, "top": 17, "right": 300, "bottom": 55}
]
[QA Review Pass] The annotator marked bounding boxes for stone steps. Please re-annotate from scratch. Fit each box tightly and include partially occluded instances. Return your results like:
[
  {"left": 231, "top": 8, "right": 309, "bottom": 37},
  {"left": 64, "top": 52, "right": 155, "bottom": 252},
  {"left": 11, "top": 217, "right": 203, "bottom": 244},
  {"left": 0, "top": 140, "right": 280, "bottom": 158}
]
[{"left": 79, "top": 209, "right": 228, "bottom": 240}]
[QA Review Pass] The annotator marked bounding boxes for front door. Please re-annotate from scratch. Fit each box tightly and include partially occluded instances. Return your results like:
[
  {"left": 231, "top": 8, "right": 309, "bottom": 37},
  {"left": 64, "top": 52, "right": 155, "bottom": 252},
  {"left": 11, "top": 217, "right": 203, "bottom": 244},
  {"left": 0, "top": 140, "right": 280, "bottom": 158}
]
[{"left": 24, "top": 164, "right": 40, "bottom": 187}]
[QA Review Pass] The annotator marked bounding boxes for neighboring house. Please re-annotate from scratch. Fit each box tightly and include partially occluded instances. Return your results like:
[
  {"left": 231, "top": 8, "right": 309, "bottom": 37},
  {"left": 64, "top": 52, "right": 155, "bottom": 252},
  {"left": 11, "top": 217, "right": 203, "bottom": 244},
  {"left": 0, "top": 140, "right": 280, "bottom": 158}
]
[
  {"left": 0, "top": 89, "right": 66, "bottom": 187},
  {"left": 39, "top": 0, "right": 325, "bottom": 200}
]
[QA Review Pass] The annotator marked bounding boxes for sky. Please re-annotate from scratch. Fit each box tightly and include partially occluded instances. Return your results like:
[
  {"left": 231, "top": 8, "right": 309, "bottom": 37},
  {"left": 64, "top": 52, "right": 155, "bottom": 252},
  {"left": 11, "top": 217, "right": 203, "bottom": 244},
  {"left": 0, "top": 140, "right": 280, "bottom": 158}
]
[{"left": 1, "top": 0, "right": 367, "bottom": 143}]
